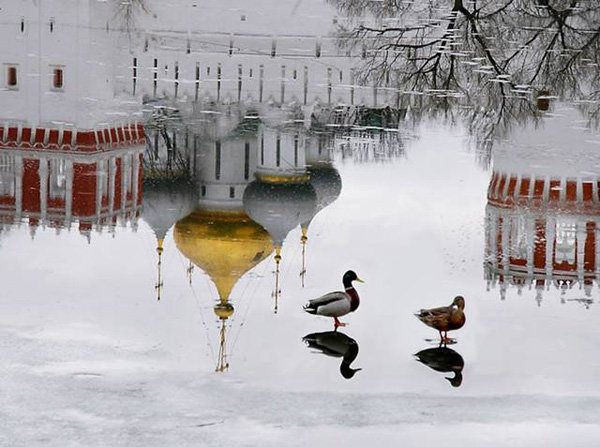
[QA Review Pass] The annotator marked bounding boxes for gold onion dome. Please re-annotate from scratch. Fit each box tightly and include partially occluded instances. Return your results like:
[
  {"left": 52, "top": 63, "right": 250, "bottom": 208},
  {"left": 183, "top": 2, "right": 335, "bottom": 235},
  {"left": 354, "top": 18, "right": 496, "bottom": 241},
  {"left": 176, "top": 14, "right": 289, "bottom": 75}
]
[
  {"left": 173, "top": 210, "right": 273, "bottom": 301},
  {"left": 242, "top": 181, "right": 318, "bottom": 248}
]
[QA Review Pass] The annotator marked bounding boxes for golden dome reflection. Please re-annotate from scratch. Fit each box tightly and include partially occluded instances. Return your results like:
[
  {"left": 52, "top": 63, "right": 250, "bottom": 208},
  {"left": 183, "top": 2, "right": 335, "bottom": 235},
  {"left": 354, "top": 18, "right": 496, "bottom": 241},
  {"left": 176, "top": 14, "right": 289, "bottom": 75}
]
[{"left": 173, "top": 210, "right": 274, "bottom": 302}]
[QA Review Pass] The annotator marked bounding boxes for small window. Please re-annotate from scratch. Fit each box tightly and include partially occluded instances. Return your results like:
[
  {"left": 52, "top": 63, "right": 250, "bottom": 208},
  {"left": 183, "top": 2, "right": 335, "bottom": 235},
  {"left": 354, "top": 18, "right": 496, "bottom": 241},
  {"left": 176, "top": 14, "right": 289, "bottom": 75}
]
[
  {"left": 6, "top": 65, "right": 18, "bottom": 89},
  {"left": 201, "top": 185, "right": 206, "bottom": 197},
  {"left": 229, "top": 186, "right": 235, "bottom": 198},
  {"left": 52, "top": 66, "right": 64, "bottom": 90}
]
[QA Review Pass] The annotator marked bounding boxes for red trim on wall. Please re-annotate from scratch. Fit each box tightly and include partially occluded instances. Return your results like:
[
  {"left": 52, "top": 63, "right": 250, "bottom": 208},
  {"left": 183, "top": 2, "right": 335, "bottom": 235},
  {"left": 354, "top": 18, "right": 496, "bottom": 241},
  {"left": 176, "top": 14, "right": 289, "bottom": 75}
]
[{"left": 0, "top": 125, "right": 146, "bottom": 152}]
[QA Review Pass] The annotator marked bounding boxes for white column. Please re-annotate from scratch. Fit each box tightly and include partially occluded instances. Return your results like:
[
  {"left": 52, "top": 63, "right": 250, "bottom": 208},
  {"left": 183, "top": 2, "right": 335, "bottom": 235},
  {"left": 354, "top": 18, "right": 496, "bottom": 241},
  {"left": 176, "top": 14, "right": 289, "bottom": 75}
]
[
  {"left": 528, "top": 174, "right": 536, "bottom": 198},
  {"left": 558, "top": 177, "right": 566, "bottom": 202},
  {"left": 501, "top": 173, "right": 511, "bottom": 198},
  {"left": 576, "top": 179, "right": 583, "bottom": 204},
  {"left": 514, "top": 175, "right": 522, "bottom": 202},
  {"left": 542, "top": 176, "right": 551, "bottom": 202}
]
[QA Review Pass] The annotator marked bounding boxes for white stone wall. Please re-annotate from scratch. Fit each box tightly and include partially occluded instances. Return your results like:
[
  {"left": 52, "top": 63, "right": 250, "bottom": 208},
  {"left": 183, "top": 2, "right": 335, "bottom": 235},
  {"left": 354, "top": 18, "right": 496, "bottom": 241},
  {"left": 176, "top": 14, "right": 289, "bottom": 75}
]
[{"left": 0, "top": 0, "right": 128, "bottom": 129}]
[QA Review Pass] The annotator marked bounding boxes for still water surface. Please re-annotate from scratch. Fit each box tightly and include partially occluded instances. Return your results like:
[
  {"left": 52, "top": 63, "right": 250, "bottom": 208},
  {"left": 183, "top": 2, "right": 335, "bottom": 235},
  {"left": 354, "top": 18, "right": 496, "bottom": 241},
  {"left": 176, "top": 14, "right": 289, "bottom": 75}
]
[{"left": 1, "top": 0, "right": 600, "bottom": 445}]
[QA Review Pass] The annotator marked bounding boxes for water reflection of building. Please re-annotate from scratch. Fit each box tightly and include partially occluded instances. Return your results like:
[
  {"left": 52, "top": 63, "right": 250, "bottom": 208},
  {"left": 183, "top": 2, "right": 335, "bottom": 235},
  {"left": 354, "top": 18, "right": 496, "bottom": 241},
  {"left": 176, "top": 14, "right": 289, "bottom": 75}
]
[
  {"left": 1, "top": 1, "right": 145, "bottom": 239},
  {"left": 324, "top": 106, "right": 406, "bottom": 162},
  {"left": 173, "top": 110, "right": 273, "bottom": 371},
  {"left": 0, "top": 147, "right": 143, "bottom": 240},
  {"left": 141, "top": 181, "right": 197, "bottom": 300},
  {"left": 243, "top": 112, "right": 318, "bottom": 310},
  {"left": 300, "top": 132, "right": 342, "bottom": 284},
  {"left": 485, "top": 106, "right": 600, "bottom": 304}
]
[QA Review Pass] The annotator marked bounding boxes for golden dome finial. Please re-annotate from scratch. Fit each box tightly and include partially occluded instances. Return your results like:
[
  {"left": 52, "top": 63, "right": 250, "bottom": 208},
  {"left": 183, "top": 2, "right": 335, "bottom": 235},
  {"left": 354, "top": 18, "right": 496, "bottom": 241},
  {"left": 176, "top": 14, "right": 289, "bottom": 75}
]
[
  {"left": 155, "top": 238, "right": 164, "bottom": 301},
  {"left": 300, "top": 225, "right": 308, "bottom": 288},
  {"left": 273, "top": 245, "right": 282, "bottom": 314},
  {"left": 215, "top": 318, "right": 230, "bottom": 373},
  {"left": 214, "top": 299, "right": 234, "bottom": 373}
]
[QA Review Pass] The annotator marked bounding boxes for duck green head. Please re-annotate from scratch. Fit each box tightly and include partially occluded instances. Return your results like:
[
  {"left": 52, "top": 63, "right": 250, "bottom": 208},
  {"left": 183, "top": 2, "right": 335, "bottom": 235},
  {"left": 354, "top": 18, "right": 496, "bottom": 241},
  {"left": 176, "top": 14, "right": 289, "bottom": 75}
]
[{"left": 343, "top": 270, "right": 364, "bottom": 288}]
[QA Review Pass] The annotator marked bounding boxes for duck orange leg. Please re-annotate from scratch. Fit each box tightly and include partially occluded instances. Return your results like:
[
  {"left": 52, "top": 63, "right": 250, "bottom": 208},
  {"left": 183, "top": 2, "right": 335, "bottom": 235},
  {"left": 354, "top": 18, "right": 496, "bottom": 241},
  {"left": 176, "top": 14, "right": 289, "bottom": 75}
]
[
  {"left": 440, "top": 331, "right": 454, "bottom": 345},
  {"left": 334, "top": 317, "right": 347, "bottom": 328}
]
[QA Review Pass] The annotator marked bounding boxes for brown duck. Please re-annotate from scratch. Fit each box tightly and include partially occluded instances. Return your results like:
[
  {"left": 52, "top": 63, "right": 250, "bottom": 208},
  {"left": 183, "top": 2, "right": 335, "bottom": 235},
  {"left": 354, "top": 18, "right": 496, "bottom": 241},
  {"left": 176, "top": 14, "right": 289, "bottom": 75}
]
[{"left": 415, "top": 296, "right": 466, "bottom": 344}]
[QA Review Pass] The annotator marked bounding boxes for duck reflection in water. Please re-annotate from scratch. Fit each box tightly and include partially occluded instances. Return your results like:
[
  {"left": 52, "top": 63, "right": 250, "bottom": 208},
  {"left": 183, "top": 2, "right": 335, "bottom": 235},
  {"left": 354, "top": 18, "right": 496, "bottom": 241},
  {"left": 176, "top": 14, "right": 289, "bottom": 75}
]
[
  {"left": 302, "top": 331, "right": 362, "bottom": 379},
  {"left": 414, "top": 346, "right": 464, "bottom": 387}
]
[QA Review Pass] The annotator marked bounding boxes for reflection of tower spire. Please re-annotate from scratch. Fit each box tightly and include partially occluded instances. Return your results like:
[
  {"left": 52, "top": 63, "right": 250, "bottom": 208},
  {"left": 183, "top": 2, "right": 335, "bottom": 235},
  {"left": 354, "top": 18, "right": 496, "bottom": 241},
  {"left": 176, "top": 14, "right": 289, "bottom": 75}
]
[
  {"left": 300, "top": 225, "right": 308, "bottom": 287},
  {"left": 155, "top": 238, "right": 164, "bottom": 301},
  {"left": 535, "top": 280, "right": 544, "bottom": 305},
  {"left": 536, "top": 288, "right": 543, "bottom": 307},
  {"left": 273, "top": 245, "right": 282, "bottom": 313},
  {"left": 499, "top": 280, "right": 507, "bottom": 301},
  {"left": 214, "top": 301, "right": 234, "bottom": 373}
]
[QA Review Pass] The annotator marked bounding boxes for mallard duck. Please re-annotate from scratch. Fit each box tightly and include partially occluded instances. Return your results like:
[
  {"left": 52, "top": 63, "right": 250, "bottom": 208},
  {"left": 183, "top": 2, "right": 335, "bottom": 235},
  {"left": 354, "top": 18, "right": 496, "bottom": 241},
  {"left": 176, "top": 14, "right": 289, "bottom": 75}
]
[
  {"left": 415, "top": 346, "right": 464, "bottom": 387},
  {"left": 303, "top": 331, "right": 361, "bottom": 379},
  {"left": 303, "top": 270, "right": 364, "bottom": 328},
  {"left": 415, "top": 296, "right": 465, "bottom": 344}
]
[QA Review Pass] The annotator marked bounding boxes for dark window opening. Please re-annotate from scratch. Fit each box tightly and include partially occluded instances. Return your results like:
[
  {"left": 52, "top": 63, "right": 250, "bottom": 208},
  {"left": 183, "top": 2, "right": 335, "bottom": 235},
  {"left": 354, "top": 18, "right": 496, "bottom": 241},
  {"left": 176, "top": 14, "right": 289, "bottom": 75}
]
[
  {"left": 294, "top": 136, "right": 299, "bottom": 167},
  {"left": 201, "top": 185, "right": 206, "bottom": 197},
  {"left": 229, "top": 186, "right": 235, "bottom": 198},
  {"left": 215, "top": 141, "right": 221, "bottom": 180},
  {"left": 244, "top": 142, "right": 250, "bottom": 180},
  {"left": 276, "top": 137, "right": 281, "bottom": 167},
  {"left": 7, "top": 66, "right": 17, "bottom": 87},
  {"left": 53, "top": 68, "right": 63, "bottom": 89}
]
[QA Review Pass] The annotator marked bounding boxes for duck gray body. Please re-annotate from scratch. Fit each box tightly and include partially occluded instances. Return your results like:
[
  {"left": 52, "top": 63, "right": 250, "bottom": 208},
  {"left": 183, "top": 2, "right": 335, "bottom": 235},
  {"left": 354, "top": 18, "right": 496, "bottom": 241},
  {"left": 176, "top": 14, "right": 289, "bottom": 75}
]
[{"left": 303, "top": 270, "right": 363, "bottom": 328}]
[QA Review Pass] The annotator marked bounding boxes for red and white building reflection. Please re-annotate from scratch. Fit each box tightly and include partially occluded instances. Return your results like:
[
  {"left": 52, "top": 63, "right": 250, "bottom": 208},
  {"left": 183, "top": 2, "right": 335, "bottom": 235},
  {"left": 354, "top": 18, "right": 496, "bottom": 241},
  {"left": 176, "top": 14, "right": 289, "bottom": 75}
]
[
  {"left": 484, "top": 106, "right": 600, "bottom": 304},
  {"left": 0, "top": 2, "right": 145, "bottom": 239},
  {"left": 0, "top": 143, "right": 143, "bottom": 239}
]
